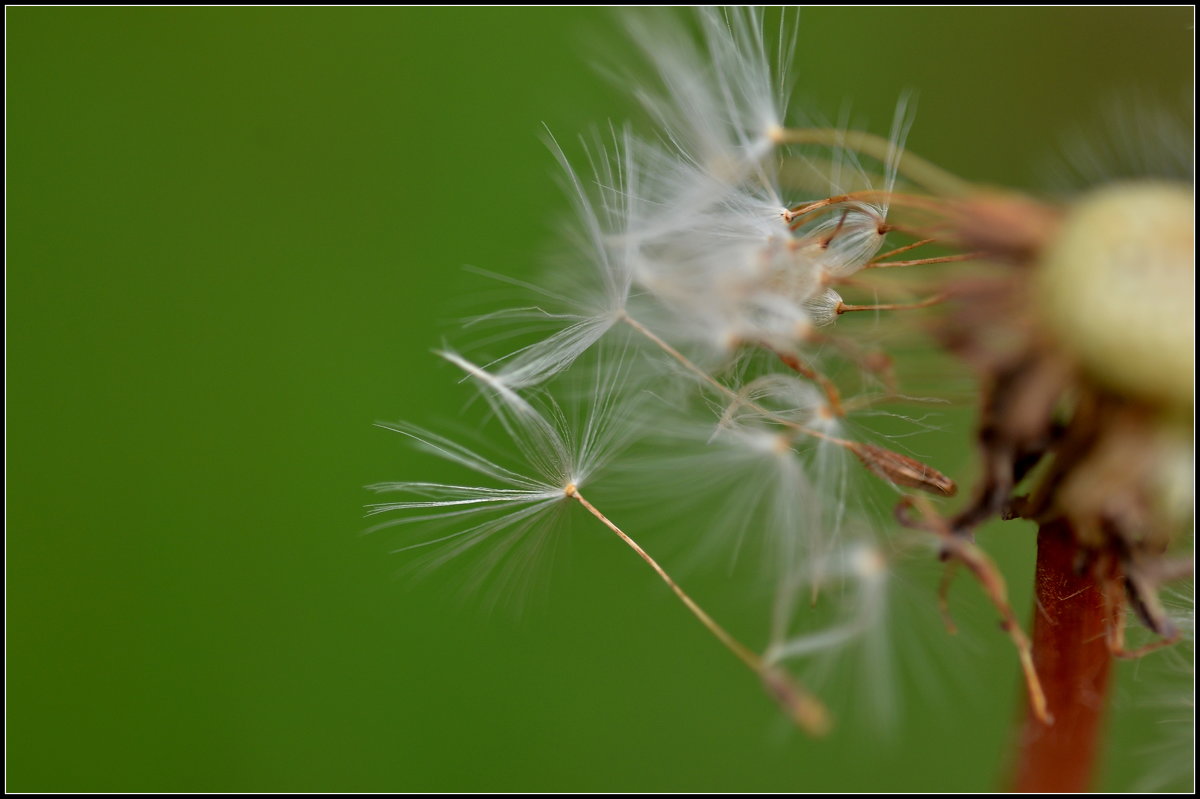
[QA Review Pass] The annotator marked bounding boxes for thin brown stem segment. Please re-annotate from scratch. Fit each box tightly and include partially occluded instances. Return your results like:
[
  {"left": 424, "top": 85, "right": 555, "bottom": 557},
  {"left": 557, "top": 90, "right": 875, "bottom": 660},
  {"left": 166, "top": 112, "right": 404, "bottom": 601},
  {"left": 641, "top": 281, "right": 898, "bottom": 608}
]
[
  {"left": 784, "top": 190, "right": 951, "bottom": 226},
  {"left": 622, "top": 313, "right": 953, "bottom": 498},
  {"left": 758, "top": 342, "right": 845, "bottom": 418},
  {"left": 1099, "top": 568, "right": 1185, "bottom": 659},
  {"left": 770, "top": 127, "right": 975, "bottom": 196},
  {"left": 567, "top": 485, "right": 758, "bottom": 672},
  {"left": 1012, "top": 519, "right": 1113, "bottom": 793},
  {"left": 621, "top": 313, "right": 828, "bottom": 443},
  {"left": 898, "top": 496, "right": 1050, "bottom": 725},
  {"left": 867, "top": 252, "right": 985, "bottom": 269},
  {"left": 566, "top": 484, "right": 831, "bottom": 736},
  {"left": 938, "top": 561, "right": 961, "bottom": 635},
  {"left": 871, "top": 238, "right": 938, "bottom": 262},
  {"left": 838, "top": 292, "right": 951, "bottom": 314}
]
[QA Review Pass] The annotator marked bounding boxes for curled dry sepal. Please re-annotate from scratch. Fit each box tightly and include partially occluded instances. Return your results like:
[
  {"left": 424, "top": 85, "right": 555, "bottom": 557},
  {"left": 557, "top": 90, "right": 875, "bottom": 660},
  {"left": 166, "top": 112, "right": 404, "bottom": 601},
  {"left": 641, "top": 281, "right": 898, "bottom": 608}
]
[{"left": 372, "top": 7, "right": 1193, "bottom": 787}]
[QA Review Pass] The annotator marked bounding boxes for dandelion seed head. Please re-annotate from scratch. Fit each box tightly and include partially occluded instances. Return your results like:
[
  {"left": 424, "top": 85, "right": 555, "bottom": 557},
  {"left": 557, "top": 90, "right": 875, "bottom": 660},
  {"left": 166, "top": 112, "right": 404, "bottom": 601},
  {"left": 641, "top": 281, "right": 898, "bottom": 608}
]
[{"left": 377, "top": 3, "right": 1071, "bottom": 736}]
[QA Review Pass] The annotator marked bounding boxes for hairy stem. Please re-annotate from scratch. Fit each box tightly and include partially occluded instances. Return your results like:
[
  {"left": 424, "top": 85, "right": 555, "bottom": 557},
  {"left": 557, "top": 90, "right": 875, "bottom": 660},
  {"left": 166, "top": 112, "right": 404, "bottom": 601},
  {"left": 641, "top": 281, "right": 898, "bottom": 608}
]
[{"left": 1011, "top": 519, "right": 1113, "bottom": 792}]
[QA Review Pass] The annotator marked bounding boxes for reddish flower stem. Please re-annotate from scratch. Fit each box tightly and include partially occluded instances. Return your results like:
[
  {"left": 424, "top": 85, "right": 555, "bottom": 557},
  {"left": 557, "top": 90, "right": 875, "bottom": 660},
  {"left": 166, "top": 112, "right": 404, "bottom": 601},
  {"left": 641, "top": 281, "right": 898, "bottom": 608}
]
[{"left": 1011, "top": 519, "right": 1113, "bottom": 792}]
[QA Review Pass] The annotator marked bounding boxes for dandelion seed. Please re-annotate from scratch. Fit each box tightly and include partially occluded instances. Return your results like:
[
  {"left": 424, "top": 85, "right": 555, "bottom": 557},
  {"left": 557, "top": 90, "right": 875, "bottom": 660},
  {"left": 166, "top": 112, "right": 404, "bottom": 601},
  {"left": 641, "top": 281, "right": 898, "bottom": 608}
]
[
  {"left": 621, "top": 7, "right": 796, "bottom": 184},
  {"left": 787, "top": 100, "right": 917, "bottom": 284},
  {"left": 368, "top": 351, "right": 636, "bottom": 593},
  {"left": 375, "top": 349, "right": 832, "bottom": 732},
  {"left": 476, "top": 128, "right": 643, "bottom": 390}
]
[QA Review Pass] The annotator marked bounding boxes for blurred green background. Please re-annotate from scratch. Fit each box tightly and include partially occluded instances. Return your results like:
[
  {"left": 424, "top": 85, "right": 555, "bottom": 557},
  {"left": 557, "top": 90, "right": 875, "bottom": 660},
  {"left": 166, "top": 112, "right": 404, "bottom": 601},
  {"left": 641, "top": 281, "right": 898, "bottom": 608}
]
[{"left": 8, "top": 7, "right": 1193, "bottom": 792}]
